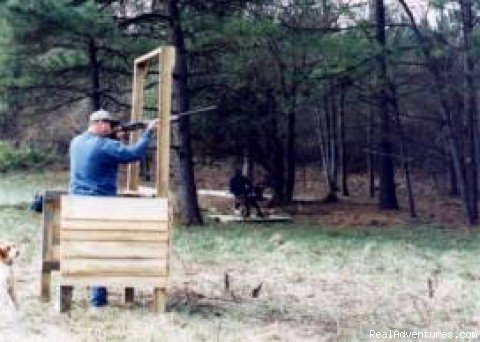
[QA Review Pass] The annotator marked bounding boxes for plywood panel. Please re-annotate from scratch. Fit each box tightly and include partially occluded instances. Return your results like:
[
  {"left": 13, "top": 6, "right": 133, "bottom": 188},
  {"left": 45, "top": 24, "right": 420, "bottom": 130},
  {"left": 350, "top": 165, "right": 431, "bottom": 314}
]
[
  {"left": 61, "top": 230, "right": 168, "bottom": 242},
  {"left": 61, "top": 241, "right": 168, "bottom": 259},
  {"left": 61, "top": 258, "right": 167, "bottom": 276},
  {"left": 61, "top": 220, "right": 168, "bottom": 231},
  {"left": 60, "top": 276, "right": 167, "bottom": 288},
  {"left": 61, "top": 196, "right": 168, "bottom": 221}
]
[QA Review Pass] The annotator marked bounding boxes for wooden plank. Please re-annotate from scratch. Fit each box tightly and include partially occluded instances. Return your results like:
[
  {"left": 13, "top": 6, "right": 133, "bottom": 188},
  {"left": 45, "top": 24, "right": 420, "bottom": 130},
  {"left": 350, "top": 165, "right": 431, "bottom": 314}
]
[
  {"left": 61, "top": 258, "right": 167, "bottom": 276},
  {"left": 61, "top": 196, "right": 168, "bottom": 221},
  {"left": 61, "top": 230, "right": 169, "bottom": 242},
  {"left": 120, "top": 186, "right": 156, "bottom": 197},
  {"left": 52, "top": 245, "right": 59, "bottom": 261},
  {"left": 43, "top": 189, "right": 67, "bottom": 201},
  {"left": 124, "top": 287, "right": 134, "bottom": 305},
  {"left": 127, "top": 63, "right": 148, "bottom": 191},
  {"left": 157, "top": 47, "right": 175, "bottom": 197},
  {"left": 61, "top": 241, "right": 168, "bottom": 259},
  {"left": 61, "top": 220, "right": 168, "bottom": 231},
  {"left": 52, "top": 198, "right": 61, "bottom": 244},
  {"left": 207, "top": 214, "right": 293, "bottom": 223},
  {"left": 41, "top": 261, "right": 59, "bottom": 271},
  {"left": 134, "top": 47, "right": 163, "bottom": 65},
  {"left": 59, "top": 276, "right": 167, "bottom": 288},
  {"left": 40, "top": 266, "right": 51, "bottom": 302},
  {"left": 153, "top": 288, "right": 167, "bottom": 312},
  {"left": 58, "top": 286, "right": 73, "bottom": 313},
  {"left": 42, "top": 199, "right": 54, "bottom": 261}
]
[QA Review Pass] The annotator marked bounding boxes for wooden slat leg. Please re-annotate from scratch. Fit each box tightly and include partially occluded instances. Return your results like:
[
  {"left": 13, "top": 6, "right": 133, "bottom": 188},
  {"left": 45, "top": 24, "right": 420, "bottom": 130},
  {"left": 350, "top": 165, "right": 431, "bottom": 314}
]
[
  {"left": 40, "top": 266, "right": 51, "bottom": 302},
  {"left": 58, "top": 286, "right": 73, "bottom": 313},
  {"left": 124, "top": 287, "right": 134, "bottom": 306},
  {"left": 153, "top": 288, "right": 166, "bottom": 312}
]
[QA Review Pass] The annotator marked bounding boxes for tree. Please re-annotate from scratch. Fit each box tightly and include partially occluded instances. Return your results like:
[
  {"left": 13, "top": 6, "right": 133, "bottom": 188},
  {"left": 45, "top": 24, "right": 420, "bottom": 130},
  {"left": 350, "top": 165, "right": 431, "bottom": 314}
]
[
  {"left": 166, "top": 0, "right": 203, "bottom": 225},
  {"left": 374, "top": 0, "right": 399, "bottom": 209},
  {"left": 1, "top": 0, "right": 153, "bottom": 115},
  {"left": 397, "top": 0, "right": 477, "bottom": 225}
]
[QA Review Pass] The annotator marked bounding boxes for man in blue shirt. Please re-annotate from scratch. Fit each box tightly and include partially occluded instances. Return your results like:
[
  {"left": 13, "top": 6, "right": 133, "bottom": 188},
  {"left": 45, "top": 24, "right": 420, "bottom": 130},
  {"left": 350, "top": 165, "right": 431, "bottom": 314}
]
[{"left": 69, "top": 109, "right": 157, "bottom": 308}]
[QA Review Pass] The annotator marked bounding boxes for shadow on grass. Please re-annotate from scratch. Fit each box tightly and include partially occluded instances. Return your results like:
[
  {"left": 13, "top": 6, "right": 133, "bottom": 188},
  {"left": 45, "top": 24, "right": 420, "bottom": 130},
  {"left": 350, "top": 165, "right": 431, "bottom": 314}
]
[{"left": 167, "top": 288, "right": 225, "bottom": 318}]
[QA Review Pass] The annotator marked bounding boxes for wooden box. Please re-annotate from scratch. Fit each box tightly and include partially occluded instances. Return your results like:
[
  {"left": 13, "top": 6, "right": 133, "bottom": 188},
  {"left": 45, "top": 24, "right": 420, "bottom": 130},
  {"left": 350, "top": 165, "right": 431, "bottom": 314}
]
[{"left": 57, "top": 195, "right": 170, "bottom": 311}]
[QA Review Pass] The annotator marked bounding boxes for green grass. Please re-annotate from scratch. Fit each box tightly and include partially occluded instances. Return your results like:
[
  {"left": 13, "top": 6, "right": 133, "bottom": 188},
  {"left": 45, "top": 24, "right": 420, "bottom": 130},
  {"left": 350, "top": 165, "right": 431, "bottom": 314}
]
[
  {"left": 0, "top": 207, "right": 41, "bottom": 264},
  {"left": 174, "top": 222, "right": 480, "bottom": 275},
  {"left": 0, "top": 170, "right": 68, "bottom": 206}
]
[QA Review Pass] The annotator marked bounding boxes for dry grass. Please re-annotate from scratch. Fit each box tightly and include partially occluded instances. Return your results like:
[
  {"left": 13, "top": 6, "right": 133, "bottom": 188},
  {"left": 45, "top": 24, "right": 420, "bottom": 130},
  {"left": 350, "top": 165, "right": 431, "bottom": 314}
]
[
  {"left": 0, "top": 169, "right": 479, "bottom": 341},
  {"left": 1, "top": 204, "right": 480, "bottom": 341}
]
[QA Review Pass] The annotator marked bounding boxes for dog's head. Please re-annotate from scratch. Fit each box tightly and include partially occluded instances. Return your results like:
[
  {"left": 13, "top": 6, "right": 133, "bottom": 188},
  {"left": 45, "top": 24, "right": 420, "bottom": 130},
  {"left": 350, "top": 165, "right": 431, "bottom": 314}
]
[{"left": 0, "top": 242, "right": 20, "bottom": 265}]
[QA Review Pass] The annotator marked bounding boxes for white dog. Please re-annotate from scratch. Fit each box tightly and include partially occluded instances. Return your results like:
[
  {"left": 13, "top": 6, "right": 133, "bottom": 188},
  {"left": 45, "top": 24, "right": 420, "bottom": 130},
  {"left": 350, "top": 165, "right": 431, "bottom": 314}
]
[{"left": 0, "top": 242, "right": 20, "bottom": 311}]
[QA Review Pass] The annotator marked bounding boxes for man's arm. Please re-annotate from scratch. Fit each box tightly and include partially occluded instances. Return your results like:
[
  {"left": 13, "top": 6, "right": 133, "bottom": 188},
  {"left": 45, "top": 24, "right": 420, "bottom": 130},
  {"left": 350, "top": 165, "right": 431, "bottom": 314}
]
[{"left": 101, "top": 120, "right": 157, "bottom": 163}]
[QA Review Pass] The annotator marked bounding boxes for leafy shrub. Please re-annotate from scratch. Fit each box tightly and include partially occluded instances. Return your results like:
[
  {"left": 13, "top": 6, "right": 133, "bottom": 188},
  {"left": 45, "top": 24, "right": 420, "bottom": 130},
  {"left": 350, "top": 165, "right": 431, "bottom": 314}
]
[{"left": 0, "top": 141, "right": 57, "bottom": 172}]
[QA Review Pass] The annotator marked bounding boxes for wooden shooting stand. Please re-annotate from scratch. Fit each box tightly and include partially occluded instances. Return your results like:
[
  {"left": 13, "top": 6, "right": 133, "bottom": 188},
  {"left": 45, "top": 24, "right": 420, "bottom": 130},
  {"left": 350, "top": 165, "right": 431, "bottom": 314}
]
[{"left": 40, "top": 47, "right": 175, "bottom": 313}]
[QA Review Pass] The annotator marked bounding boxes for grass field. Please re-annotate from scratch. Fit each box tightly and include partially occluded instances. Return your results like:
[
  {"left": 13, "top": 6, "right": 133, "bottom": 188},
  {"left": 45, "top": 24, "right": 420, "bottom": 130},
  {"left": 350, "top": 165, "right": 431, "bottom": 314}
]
[{"left": 1, "top": 173, "right": 480, "bottom": 341}]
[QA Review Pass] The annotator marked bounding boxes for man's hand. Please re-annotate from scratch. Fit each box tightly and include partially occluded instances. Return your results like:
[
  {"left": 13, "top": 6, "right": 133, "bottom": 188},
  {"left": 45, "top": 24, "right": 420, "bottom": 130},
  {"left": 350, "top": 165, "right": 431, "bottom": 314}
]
[{"left": 146, "top": 119, "right": 159, "bottom": 132}]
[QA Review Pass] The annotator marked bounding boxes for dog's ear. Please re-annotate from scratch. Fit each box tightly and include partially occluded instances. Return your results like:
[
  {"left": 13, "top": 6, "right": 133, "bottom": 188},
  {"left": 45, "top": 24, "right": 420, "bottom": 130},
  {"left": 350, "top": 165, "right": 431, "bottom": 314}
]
[{"left": 0, "top": 246, "right": 6, "bottom": 259}]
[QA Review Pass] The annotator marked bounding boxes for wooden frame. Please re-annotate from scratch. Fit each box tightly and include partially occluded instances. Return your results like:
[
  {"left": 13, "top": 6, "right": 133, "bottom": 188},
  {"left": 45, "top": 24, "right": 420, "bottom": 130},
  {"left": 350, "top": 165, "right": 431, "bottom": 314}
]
[
  {"left": 40, "top": 47, "right": 175, "bottom": 313},
  {"left": 127, "top": 46, "right": 175, "bottom": 197}
]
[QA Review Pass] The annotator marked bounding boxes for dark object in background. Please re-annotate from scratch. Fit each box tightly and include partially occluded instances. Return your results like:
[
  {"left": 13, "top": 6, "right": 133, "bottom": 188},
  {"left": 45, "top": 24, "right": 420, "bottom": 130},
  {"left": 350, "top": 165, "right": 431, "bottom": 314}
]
[
  {"left": 229, "top": 169, "right": 264, "bottom": 218},
  {"left": 252, "top": 282, "right": 263, "bottom": 298},
  {"left": 30, "top": 193, "right": 43, "bottom": 213}
]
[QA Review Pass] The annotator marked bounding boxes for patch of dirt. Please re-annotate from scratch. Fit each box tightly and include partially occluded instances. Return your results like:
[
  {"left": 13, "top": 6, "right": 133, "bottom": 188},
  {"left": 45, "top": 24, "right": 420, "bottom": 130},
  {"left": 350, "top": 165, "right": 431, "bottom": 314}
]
[{"left": 195, "top": 165, "right": 470, "bottom": 229}]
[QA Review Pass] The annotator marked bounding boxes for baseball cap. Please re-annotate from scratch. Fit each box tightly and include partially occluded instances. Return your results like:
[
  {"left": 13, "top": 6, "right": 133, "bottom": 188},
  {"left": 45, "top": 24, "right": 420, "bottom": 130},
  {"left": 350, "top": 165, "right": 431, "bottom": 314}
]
[{"left": 89, "top": 109, "right": 119, "bottom": 123}]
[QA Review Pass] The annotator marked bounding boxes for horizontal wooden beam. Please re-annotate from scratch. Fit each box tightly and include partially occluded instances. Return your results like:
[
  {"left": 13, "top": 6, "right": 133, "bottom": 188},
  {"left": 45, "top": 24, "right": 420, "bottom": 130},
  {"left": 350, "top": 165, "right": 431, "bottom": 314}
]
[
  {"left": 134, "top": 47, "right": 163, "bottom": 65},
  {"left": 59, "top": 276, "right": 167, "bottom": 288}
]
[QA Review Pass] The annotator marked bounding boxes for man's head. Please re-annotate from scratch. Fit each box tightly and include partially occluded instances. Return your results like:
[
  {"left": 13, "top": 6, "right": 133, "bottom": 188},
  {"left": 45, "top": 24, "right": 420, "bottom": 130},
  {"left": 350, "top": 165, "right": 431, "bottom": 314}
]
[{"left": 88, "top": 109, "right": 119, "bottom": 136}]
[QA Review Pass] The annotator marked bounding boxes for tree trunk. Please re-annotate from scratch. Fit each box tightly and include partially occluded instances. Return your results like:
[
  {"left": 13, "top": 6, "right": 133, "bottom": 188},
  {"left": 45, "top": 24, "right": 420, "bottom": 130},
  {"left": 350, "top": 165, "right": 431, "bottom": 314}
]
[
  {"left": 88, "top": 37, "right": 101, "bottom": 111},
  {"left": 391, "top": 84, "right": 416, "bottom": 217},
  {"left": 450, "top": 159, "right": 459, "bottom": 197},
  {"left": 331, "top": 81, "right": 339, "bottom": 194},
  {"left": 314, "top": 85, "right": 339, "bottom": 203},
  {"left": 339, "top": 83, "right": 349, "bottom": 196},
  {"left": 368, "top": 0, "right": 375, "bottom": 199},
  {"left": 267, "top": 120, "right": 285, "bottom": 204},
  {"left": 368, "top": 100, "right": 375, "bottom": 198},
  {"left": 460, "top": 0, "right": 478, "bottom": 222},
  {"left": 375, "top": 0, "right": 399, "bottom": 209},
  {"left": 285, "top": 104, "right": 296, "bottom": 203},
  {"left": 167, "top": 0, "right": 202, "bottom": 225}
]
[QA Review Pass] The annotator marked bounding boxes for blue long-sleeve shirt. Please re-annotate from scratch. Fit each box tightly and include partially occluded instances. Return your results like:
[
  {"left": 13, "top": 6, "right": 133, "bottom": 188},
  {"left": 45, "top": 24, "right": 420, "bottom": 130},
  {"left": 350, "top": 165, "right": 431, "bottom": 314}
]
[{"left": 69, "top": 130, "right": 152, "bottom": 196}]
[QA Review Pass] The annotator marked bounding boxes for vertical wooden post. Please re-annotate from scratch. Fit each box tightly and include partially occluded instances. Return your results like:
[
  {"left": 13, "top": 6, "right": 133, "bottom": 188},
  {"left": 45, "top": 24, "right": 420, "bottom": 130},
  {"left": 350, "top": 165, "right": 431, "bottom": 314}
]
[
  {"left": 40, "top": 195, "right": 52, "bottom": 301},
  {"left": 156, "top": 47, "right": 175, "bottom": 197},
  {"left": 58, "top": 286, "right": 73, "bottom": 313},
  {"left": 127, "top": 63, "right": 148, "bottom": 191},
  {"left": 124, "top": 287, "right": 134, "bottom": 306},
  {"left": 153, "top": 288, "right": 167, "bottom": 312},
  {"left": 40, "top": 268, "right": 51, "bottom": 302}
]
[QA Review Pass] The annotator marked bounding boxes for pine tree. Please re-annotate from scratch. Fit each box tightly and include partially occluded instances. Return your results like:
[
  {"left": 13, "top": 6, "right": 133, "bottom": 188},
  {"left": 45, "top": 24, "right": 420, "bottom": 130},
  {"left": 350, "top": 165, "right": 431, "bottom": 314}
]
[{"left": 1, "top": 0, "right": 155, "bottom": 117}]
